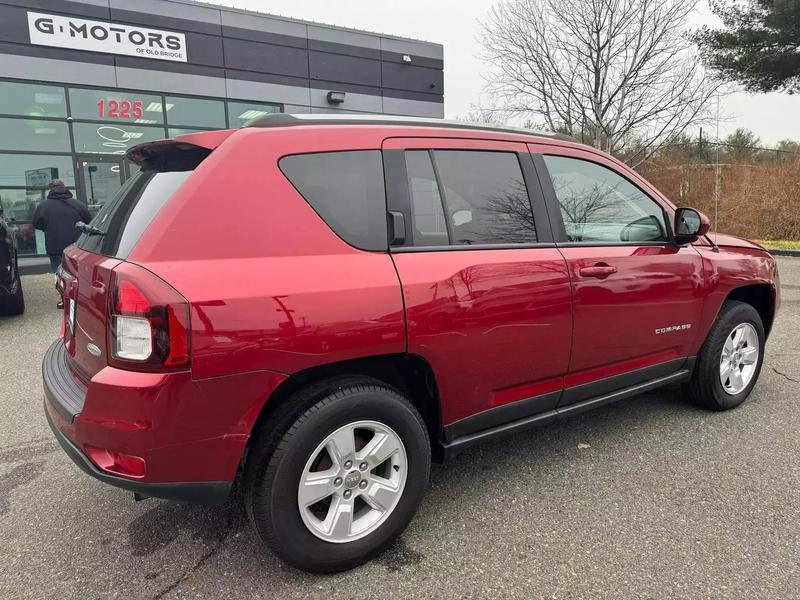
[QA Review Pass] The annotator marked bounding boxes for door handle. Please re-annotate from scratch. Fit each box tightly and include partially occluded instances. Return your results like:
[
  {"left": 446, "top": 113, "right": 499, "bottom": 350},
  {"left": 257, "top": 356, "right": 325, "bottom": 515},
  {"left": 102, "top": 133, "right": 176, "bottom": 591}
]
[{"left": 579, "top": 264, "right": 617, "bottom": 279}]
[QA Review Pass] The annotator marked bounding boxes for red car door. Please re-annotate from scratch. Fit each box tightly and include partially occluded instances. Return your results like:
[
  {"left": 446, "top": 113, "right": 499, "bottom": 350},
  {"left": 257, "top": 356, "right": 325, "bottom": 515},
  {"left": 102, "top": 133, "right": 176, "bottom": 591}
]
[
  {"left": 383, "top": 137, "right": 573, "bottom": 440},
  {"left": 528, "top": 143, "right": 705, "bottom": 405}
]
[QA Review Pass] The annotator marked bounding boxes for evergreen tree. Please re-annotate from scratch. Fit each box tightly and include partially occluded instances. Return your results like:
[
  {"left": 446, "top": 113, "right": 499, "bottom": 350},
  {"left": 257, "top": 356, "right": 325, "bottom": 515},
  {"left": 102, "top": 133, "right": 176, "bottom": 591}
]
[{"left": 695, "top": 1, "right": 800, "bottom": 92}]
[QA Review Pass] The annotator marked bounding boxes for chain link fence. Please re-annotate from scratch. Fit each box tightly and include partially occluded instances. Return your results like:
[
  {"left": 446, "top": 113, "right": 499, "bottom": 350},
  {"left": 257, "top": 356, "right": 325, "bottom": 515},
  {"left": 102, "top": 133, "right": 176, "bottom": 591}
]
[{"left": 637, "top": 142, "right": 800, "bottom": 240}]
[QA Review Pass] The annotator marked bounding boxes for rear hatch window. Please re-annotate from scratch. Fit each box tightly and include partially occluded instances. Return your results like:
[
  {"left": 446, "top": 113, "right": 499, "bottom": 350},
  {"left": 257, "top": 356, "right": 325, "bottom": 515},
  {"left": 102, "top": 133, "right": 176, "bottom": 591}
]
[
  {"left": 63, "top": 141, "right": 209, "bottom": 380},
  {"left": 77, "top": 144, "right": 208, "bottom": 258}
]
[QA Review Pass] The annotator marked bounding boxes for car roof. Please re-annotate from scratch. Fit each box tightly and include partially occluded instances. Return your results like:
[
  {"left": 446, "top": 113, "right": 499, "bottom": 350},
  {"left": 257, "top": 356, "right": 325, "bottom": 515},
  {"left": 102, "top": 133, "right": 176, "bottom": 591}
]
[{"left": 244, "top": 113, "right": 578, "bottom": 143}]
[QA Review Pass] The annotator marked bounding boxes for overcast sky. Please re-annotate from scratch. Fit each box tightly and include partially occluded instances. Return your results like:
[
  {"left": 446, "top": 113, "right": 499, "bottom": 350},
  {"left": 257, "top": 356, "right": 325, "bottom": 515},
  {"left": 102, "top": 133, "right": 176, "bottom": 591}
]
[{"left": 206, "top": 0, "right": 798, "bottom": 146}]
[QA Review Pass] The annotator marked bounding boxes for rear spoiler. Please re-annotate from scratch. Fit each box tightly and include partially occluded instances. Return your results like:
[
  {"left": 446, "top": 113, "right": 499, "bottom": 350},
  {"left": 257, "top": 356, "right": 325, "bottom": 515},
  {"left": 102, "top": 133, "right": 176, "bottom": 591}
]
[{"left": 126, "top": 129, "right": 235, "bottom": 169}]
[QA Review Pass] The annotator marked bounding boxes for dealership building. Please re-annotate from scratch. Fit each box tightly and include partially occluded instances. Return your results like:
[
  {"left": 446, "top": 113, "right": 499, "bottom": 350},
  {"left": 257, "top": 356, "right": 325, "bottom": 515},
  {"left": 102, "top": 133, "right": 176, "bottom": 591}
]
[{"left": 0, "top": 0, "right": 444, "bottom": 261}]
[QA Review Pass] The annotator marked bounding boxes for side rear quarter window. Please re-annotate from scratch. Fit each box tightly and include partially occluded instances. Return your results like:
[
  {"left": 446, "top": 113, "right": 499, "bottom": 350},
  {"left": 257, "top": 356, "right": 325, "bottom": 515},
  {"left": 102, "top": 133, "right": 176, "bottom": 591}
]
[
  {"left": 279, "top": 150, "right": 388, "bottom": 251},
  {"left": 542, "top": 155, "right": 668, "bottom": 244}
]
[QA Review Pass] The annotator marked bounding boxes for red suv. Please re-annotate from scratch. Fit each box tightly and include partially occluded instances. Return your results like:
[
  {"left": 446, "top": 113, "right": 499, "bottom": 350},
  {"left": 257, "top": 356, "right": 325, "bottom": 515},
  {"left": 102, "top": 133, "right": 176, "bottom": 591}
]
[{"left": 43, "top": 115, "right": 779, "bottom": 572}]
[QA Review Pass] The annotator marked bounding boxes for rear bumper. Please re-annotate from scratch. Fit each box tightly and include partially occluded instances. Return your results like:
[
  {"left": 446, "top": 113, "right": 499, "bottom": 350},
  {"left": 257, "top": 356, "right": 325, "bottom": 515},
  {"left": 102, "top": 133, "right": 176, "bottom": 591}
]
[
  {"left": 44, "top": 403, "right": 230, "bottom": 504},
  {"left": 42, "top": 339, "right": 288, "bottom": 503},
  {"left": 42, "top": 340, "right": 85, "bottom": 422}
]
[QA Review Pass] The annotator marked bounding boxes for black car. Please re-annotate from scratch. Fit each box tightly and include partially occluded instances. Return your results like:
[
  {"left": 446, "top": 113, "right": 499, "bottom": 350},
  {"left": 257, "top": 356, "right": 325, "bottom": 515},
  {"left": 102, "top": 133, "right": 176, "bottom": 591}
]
[{"left": 0, "top": 211, "right": 24, "bottom": 316}]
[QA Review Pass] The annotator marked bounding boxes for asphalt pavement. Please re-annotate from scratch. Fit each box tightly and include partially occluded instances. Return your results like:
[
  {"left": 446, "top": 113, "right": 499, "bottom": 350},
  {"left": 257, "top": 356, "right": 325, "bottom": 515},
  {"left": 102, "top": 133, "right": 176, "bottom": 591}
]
[{"left": 1, "top": 259, "right": 799, "bottom": 599}]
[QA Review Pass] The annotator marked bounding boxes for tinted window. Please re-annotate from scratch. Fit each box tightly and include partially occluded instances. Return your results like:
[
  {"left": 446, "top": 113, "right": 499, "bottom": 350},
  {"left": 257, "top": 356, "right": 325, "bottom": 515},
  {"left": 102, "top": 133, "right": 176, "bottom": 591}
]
[
  {"left": 543, "top": 155, "right": 668, "bottom": 243},
  {"left": 169, "top": 127, "right": 209, "bottom": 138},
  {"left": 0, "top": 154, "right": 75, "bottom": 187},
  {"left": 68, "top": 88, "right": 163, "bottom": 123},
  {"left": 405, "top": 150, "right": 448, "bottom": 246},
  {"left": 72, "top": 122, "right": 165, "bottom": 155},
  {"left": 433, "top": 150, "right": 536, "bottom": 245},
  {"left": 0, "top": 188, "right": 54, "bottom": 223},
  {"left": 0, "top": 118, "right": 70, "bottom": 152},
  {"left": 165, "top": 96, "right": 226, "bottom": 128},
  {"left": 280, "top": 151, "right": 387, "bottom": 251},
  {"left": 228, "top": 101, "right": 281, "bottom": 128},
  {"left": 77, "top": 170, "right": 192, "bottom": 258},
  {"left": 0, "top": 81, "right": 66, "bottom": 118}
]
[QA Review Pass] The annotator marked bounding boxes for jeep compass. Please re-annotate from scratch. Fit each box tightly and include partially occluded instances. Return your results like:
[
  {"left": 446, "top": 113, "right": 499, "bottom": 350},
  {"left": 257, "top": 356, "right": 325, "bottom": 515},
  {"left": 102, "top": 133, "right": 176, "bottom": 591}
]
[{"left": 43, "top": 114, "right": 779, "bottom": 572}]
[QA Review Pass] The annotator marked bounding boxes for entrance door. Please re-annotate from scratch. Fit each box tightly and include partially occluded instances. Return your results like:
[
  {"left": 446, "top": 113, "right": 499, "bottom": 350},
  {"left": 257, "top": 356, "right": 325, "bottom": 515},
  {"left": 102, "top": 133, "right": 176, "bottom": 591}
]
[{"left": 76, "top": 156, "right": 126, "bottom": 217}]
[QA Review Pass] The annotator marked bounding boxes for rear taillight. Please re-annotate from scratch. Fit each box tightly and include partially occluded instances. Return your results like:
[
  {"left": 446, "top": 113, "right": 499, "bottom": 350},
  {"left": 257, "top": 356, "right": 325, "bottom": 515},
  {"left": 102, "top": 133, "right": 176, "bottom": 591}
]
[{"left": 109, "top": 262, "right": 190, "bottom": 371}]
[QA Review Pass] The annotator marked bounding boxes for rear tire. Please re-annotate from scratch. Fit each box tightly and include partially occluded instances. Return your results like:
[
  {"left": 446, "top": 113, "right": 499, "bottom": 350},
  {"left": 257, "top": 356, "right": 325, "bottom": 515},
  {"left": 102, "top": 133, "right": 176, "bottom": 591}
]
[
  {"left": 0, "top": 277, "right": 24, "bottom": 316},
  {"left": 684, "top": 301, "right": 764, "bottom": 410},
  {"left": 244, "top": 377, "right": 430, "bottom": 573}
]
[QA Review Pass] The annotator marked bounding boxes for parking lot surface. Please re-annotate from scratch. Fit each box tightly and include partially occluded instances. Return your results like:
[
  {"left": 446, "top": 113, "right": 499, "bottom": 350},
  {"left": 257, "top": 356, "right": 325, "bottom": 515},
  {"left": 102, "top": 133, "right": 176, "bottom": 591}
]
[{"left": 1, "top": 259, "right": 799, "bottom": 599}]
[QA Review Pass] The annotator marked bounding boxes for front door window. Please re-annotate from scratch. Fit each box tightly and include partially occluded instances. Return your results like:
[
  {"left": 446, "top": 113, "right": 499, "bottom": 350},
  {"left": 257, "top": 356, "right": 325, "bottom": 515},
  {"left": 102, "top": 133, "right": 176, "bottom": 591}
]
[{"left": 542, "top": 155, "right": 668, "bottom": 243}]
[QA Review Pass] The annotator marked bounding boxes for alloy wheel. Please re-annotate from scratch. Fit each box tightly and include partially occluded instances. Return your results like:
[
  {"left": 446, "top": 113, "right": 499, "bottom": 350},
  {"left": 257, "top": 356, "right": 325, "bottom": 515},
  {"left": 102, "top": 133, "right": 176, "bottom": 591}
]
[
  {"left": 719, "top": 322, "right": 759, "bottom": 394},
  {"left": 297, "top": 420, "right": 407, "bottom": 543}
]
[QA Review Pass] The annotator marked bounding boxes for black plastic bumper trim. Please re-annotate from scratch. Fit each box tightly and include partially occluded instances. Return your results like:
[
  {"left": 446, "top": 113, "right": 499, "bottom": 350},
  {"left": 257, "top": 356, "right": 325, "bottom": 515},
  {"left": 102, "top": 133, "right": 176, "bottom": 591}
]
[
  {"left": 44, "top": 402, "right": 231, "bottom": 505},
  {"left": 438, "top": 360, "right": 695, "bottom": 462},
  {"left": 42, "top": 339, "right": 86, "bottom": 423},
  {"left": 559, "top": 357, "right": 688, "bottom": 407},
  {"left": 444, "top": 390, "right": 562, "bottom": 443}
]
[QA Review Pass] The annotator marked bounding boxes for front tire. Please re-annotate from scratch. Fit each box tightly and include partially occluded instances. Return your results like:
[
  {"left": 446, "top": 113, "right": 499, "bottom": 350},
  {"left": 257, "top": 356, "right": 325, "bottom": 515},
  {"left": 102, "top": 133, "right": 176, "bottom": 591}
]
[
  {"left": 684, "top": 300, "right": 765, "bottom": 410},
  {"left": 244, "top": 378, "right": 430, "bottom": 573}
]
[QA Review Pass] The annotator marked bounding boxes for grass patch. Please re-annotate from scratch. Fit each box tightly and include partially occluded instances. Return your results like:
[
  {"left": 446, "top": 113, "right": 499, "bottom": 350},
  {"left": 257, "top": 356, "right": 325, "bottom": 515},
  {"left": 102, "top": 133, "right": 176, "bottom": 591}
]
[{"left": 757, "top": 240, "right": 800, "bottom": 250}]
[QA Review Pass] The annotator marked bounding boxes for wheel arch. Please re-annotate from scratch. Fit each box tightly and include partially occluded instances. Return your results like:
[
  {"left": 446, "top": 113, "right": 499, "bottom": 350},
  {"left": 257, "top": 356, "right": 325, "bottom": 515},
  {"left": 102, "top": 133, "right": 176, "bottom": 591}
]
[
  {"left": 244, "top": 353, "right": 443, "bottom": 466},
  {"left": 725, "top": 283, "right": 777, "bottom": 337}
]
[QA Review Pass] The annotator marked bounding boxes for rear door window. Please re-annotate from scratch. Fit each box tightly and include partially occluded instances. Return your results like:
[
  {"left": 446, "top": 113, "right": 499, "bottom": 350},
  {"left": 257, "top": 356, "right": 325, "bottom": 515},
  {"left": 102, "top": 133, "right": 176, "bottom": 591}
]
[
  {"left": 407, "top": 150, "right": 537, "bottom": 246},
  {"left": 405, "top": 150, "right": 448, "bottom": 246},
  {"left": 279, "top": 151, "right": 387, "bottom": 251}
]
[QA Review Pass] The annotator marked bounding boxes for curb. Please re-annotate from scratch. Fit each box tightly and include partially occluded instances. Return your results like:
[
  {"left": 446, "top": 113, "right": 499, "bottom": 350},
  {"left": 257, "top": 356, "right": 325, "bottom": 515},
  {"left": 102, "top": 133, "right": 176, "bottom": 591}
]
[
  {"left": 20, "top": 264, "right": 52, "bottom": 276},
  {"left": 765, "top": 249, "right": 800, "bottom": 257}
]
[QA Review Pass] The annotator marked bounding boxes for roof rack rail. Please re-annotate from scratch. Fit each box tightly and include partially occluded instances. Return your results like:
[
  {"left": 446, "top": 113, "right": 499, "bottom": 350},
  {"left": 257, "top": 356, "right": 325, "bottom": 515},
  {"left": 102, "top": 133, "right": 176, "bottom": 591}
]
[{"left": 244, "top": 113, "right": 579, "bottom": 143}]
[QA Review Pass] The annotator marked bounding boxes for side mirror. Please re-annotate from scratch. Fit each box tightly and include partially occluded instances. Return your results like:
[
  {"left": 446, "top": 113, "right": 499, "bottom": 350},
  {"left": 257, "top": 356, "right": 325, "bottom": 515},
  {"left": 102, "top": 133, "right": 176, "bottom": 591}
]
[{"left": 674, "top": 208, "right": 710, "bottom": 245}]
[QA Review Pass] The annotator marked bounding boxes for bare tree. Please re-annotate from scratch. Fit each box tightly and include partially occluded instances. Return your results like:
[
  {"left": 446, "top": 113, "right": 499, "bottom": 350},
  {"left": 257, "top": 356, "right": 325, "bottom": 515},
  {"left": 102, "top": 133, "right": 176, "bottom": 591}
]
[
  {"left": 480, "top": 0, "right": 720, "bottom": 165},
  {"left": 457, "top": 102, "right": 507, "bottom": 124}
]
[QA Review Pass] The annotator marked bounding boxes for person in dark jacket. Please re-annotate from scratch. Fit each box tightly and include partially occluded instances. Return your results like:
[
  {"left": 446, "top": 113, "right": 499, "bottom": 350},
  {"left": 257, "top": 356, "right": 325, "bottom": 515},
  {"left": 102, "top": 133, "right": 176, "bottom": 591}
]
[{"left": 33, "top": 180, "right": 91, "bottom": 308}]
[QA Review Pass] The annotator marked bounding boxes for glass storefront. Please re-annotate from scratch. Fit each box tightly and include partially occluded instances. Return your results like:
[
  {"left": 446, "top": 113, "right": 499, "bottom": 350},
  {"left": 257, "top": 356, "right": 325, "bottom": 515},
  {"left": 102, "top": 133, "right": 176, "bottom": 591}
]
[
  {"left": 0, "top": 154, "right": 75, "bottom": 187},
  {"left": 166, "top": 96, "right": 226, "bottom": 128},
  {"left": 0, "top": 117, "right": 71, "bottom": 152},
  {"left": 0, "top": 78, "right": 282, "bottom": 255},
  {"left": 227, "top": 101, "right": 281, "bottom": 128},
  {"left": 68, "top": 88, "right": 165, "bottom": 124},
  {"left": 72, "top": 122, "right": 166, "bottom": 155},
  {"left": 167, "top": 127, "right": 209, "bottom": 137},
  {"left": 0, "top": 81, "right": 67, "bottom": 118}
]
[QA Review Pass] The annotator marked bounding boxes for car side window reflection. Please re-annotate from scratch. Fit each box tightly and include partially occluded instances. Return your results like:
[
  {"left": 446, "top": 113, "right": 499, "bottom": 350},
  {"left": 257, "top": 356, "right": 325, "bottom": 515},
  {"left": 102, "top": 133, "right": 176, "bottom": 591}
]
[
  {"left": 543, "top": 155, "right": 668, "bottom": 243},
  {"left": 405, "top": 150, "right": 537, "bottom": 246}
]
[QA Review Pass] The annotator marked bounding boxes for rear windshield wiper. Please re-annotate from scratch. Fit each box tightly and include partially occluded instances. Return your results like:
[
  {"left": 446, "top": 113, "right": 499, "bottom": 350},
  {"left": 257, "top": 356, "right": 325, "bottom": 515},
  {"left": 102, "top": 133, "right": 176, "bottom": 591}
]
[{"left": 76, "top": 221, "right": 106, "bottom": 236}]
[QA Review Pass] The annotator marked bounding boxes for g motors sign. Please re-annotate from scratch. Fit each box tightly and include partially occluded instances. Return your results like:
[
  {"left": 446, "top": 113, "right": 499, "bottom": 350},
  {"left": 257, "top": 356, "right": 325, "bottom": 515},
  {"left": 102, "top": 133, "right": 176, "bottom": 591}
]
[{"left": 27, "top": 11, "right": 187, "bottom": 62}]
